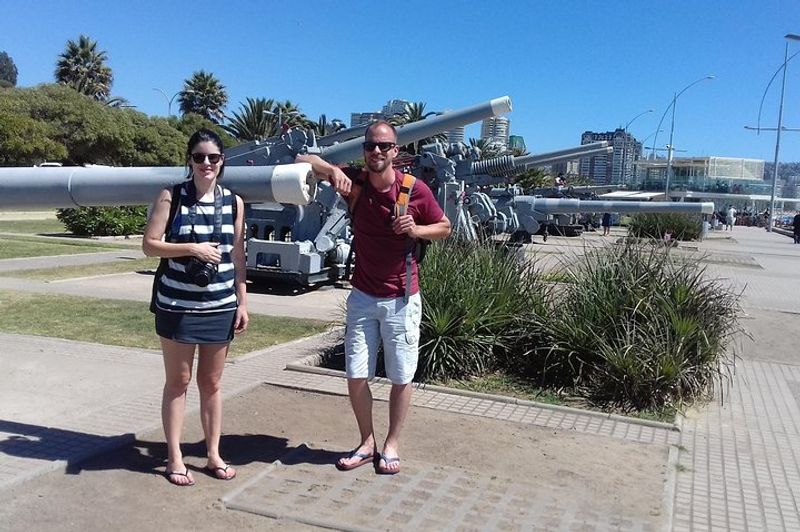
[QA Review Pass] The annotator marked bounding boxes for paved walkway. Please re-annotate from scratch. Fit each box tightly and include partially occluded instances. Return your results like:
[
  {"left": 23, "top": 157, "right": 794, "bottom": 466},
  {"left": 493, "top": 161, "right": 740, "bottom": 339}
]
[{"left": 0, "top": 227, "right": 799, "bottom": 530}]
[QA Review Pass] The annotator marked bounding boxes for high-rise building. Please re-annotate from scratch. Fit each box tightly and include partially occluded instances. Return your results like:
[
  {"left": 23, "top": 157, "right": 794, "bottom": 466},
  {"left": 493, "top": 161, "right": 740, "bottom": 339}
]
[
  {"left": 480, "top": 116, "right": 510, "bottom": 148},
  {"left": 350, "top": 112, "right": 383, "bottom": 128},
  {"left": 381, "top": 99, "right": 410, "bottom": 117},
  {"left": 508, "top": 135, "right": 526, "bottom": 152},
  {"left": 579, "top": 129, "right": 642, "bottom": 185},
  {"left": 445, "top": 126, "right": 465, "bottom": 145}
]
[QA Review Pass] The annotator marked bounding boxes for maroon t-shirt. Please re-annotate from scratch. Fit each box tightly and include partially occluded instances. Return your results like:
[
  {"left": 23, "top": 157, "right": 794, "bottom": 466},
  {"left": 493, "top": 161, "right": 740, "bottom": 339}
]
[{"left": 351, "top": 169, "right": 444, "bottom": 298}]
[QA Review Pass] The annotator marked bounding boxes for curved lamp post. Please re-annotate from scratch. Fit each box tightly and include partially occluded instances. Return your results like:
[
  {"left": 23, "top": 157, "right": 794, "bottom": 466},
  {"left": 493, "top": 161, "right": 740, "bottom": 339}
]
[
  {"left": 765, "top": 34, "right": 800, "bottom": 232},
  {"left": 619, "top": 109, "right": 653, "bottom": 185},
  {"left": 650, "top": 76, "right": 714, "bottom": 198},
  {"left": 153, "top": 88, "right": 191, "bottom": 116}
]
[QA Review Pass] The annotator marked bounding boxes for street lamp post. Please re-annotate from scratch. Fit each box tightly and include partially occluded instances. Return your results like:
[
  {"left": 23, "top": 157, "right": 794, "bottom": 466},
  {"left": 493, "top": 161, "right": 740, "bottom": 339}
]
[
  {"left": 620, "top": 109, "right": 653, "bottom": 185},
  {"left": 152, "top": 88, "right": 184, "bottom": 116},
  {"left": 650, "top": 76, "right": 714, "bottom": 199},
  {"left": 766, "top": 34, "right": 800, "bottom": 232}
]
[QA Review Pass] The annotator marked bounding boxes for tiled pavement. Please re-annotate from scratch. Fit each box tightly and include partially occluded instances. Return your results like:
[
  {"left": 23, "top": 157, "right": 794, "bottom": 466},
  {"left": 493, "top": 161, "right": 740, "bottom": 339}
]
[{"left": 1, "top": 226, "right": 800, "bottom": 530}]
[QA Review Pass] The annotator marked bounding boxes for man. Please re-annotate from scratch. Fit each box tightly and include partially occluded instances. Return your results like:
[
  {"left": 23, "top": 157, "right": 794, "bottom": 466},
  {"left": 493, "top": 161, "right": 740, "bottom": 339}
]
[
  {"left": 725, "top": 205, "right": 737, "bottom": 231},
  {"left": 793, "top": 211, "right": 800, "bottom": 244},
  {"left": 298, "top": 121, "right": 451, "bottom": 474}
]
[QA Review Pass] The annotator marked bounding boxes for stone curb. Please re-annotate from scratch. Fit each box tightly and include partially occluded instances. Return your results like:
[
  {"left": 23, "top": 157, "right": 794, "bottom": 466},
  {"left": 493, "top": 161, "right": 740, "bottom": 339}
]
[{"left": 285, "top": 353, "right": 680, "bottom": 432}]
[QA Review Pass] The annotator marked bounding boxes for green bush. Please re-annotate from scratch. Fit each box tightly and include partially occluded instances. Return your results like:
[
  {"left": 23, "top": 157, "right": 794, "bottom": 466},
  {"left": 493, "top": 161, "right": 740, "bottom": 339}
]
[
  {"left": 417, "top": 237, "right": 549, "bottom": 382},
  {"left": 522, "top": 242, "right": 740, "bottom": 411},
  {"left": 628, "top": 212, "right": 702, "bottom": 241},
  {"left": 56, "top": 206, "right": 147, "bottom": 236}
]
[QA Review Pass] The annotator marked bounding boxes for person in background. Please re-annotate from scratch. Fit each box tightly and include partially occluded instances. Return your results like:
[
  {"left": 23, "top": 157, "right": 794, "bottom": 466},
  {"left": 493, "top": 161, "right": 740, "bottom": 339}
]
[
  {"left": 601, "top": 212, "right": 612, "bottom": 236},
  {"left": 725, "top": 205, "right": 737, "bottom": 231}
]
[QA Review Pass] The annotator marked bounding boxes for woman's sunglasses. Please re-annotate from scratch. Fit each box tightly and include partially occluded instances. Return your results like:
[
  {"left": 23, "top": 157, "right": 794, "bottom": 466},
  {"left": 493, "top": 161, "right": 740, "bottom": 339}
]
[
  {"left": 362, "top": 141, "right": 396, "bottom": 153},
  {"left": 191, "top": 153, "right": 223, "bottom": 164}
]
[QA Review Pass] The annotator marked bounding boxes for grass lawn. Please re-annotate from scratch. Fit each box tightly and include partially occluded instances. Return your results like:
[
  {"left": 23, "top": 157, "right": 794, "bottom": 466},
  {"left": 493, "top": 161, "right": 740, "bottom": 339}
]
[
  {"left": 0, "top": 235, "right": 128, "bottom": 260},
  {"left": 0, "top": 218, "right": 68, "bottom": 235},
  {"left": 0, "top": 290, "right": 330, "bottom": 357},
  {"left": 0, "top": 257, "right": 159, "bottom": 280}
]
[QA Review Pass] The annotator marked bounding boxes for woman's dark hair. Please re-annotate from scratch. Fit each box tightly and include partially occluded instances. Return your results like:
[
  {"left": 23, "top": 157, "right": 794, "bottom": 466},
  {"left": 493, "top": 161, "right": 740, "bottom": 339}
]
[{"left": 186, "top": 128, "right": 226, "bottom": 180}]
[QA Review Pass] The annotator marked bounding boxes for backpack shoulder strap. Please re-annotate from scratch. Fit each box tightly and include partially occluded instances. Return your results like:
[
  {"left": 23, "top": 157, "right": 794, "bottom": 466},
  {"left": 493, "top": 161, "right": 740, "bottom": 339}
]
[
  {"left": 394, "top": 173, "right": 416, "bottom": 218},
  {"left": 164, "top": 183, "right": 183, "bottom": 240},
  {"left": 347, "top": 172, "right": 368, "bottom": 216}
]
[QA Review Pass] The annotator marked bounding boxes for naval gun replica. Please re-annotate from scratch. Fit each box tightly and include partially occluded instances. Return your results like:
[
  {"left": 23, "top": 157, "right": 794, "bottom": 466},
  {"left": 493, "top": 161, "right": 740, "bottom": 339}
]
[
  {"left": 402, "top": 140, "right": 714, "bottom": 242},
  {"left": 0, "top": 96, "right": 513, "bottom": 285}
]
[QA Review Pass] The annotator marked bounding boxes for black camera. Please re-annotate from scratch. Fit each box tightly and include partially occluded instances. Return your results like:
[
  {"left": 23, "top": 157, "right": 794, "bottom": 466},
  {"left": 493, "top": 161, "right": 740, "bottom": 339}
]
[{"left": 185, "top": 257, "right": 218, "bottom": 287}]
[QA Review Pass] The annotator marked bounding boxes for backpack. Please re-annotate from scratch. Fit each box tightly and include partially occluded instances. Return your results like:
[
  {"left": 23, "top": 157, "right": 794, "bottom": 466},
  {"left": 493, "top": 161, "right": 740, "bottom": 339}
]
[{"left": 348, "top": 172, "right": 429, "bottom": 302}]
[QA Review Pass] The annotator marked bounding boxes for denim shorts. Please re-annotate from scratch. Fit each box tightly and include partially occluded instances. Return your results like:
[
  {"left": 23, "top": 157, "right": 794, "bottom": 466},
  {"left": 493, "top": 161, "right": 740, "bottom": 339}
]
[{"left": 344, "top": 287, "right": 422, "bottom": 385}]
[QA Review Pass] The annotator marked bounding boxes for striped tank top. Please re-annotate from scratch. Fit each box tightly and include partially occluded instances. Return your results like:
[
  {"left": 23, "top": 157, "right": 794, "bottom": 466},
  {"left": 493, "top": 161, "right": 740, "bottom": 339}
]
[{"left": 156, "top": 181, "right": 238, "bottom": 313}]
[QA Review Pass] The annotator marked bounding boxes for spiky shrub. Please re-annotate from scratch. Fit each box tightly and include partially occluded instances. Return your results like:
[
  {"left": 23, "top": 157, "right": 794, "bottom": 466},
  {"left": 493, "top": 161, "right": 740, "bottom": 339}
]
[
  {"left": 628, "top": 212, "right": 702, "bottom": 241},
  {"left": 417, "top": 237, "right": 549, "bottom": 382},
  {"left": 524, "top": 242, "right": 740, "bottom": 411}
]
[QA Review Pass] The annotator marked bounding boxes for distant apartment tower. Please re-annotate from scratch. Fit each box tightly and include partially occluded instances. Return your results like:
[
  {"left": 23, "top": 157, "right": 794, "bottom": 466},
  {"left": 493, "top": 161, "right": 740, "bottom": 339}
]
[
  {"left": 551, "top": 159, "right": 581, "bottom": 177},
  {"left": 579, "top": 129, "right": 642, "bottom": 185},
  {"left": 350, "top": 112, "right": 383, "bottom": 128},
  {"left": 480, "top": 116, "right": 510, "bottom": 148},
  {"left": 382, "top": 99, "right": 410, "bottom": 117},
  {"left": 445, "top": 126, "right": 465, "bottom": 144},
  {"left": 508, "top": 135, "right": 526, "bottom": 152}
]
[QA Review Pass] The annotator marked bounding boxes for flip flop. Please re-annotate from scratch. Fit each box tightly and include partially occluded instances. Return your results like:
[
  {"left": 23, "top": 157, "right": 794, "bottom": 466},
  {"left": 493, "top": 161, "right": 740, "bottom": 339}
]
[
  {"left": 165, "top": 469, "right": 195, "bottom": 486},
  {"left": 336, "top": 447, "right": 377, "bottom": 471},
  {"left": 376, "top": 454, "right": 400, "bottom": 475},
  {"left": 204, "top": 464, "right": 236, "bottom": 480}
]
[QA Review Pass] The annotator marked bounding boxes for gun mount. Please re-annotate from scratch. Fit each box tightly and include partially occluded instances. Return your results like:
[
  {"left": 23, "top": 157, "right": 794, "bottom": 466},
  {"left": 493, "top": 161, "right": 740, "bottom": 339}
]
[{"left": 0, "top": 96, "right": 513, "bottom": 286}]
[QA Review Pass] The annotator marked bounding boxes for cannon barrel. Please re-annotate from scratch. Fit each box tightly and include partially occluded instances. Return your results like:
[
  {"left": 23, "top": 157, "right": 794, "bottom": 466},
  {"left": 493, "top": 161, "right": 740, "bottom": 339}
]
[
  {"left": 515, "top": 197, "right": 714, "bottom": 215},
  {"left": 322, "top": 96, "right": 512, "bottom": 164},
  {"left": 0, "top": 164, "right": 316, "bottom": 209},
  {"left": 516, "top": 141, "right": 612, "bottom": 168},
  {"left": 467, "top": 141, "right": 611, "bottom": 176}
]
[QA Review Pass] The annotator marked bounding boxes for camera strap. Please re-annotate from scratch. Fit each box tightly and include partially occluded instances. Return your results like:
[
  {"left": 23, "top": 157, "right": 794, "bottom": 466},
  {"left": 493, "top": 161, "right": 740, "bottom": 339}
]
[{"left": 186, "top": 182, "right": 224, "bottom": 242}]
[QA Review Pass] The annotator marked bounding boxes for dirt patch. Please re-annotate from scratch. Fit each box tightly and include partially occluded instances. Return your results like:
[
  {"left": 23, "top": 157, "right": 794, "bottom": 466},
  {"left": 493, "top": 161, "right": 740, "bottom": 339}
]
[{"left": 0, "top": 384, "right": 668, "bottom": 531}]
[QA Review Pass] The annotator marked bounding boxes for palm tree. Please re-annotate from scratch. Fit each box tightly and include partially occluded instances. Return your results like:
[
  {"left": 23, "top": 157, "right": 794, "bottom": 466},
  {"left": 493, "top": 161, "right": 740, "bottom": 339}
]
[
  {"left": 272, "top": 100, "right": 309, "bottom": 129},
  {"left": 54, "top": 35, "right": 113, "bottom": 101},
  {"left": 513, "top": 167, "right": 552, "bottom": 191},
  {"left": 389, "top": 102, "right": 441, "bottom": 154},
  {"left": 178, "top": 71, "right": 228, "bottom": 123},
  {"left": 468, "top": 137, "right": 504, "bottom": 159},
  {"left": 311, "top": 114, "right": 346, "bottom": 136},
  {"left": 222, "top": 97, "right": 275, "bottom": 141}
]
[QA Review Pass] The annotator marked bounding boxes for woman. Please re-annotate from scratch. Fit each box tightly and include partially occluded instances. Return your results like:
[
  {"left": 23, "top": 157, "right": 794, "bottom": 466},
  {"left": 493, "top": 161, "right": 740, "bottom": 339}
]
[{"left": 143, "top": 129, "right": 248, "bottom": 486}]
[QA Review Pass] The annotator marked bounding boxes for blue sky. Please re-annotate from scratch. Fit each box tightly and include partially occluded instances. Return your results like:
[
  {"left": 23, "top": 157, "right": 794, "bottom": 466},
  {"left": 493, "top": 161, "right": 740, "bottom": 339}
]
[{"left": 4, "top": 0, "right": 800, "bottom": 162}]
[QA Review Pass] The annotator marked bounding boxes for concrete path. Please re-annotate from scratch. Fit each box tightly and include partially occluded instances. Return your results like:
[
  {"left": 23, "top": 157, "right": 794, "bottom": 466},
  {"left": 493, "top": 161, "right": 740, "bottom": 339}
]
[{"left": 1, "top": 227, "right": 799, "bottom": 530}]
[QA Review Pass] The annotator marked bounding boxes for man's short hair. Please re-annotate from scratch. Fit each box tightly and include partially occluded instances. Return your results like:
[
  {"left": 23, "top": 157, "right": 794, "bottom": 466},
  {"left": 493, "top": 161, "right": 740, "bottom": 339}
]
[{"left": 365, "top": 120, "right": 397, "bottom": 141}]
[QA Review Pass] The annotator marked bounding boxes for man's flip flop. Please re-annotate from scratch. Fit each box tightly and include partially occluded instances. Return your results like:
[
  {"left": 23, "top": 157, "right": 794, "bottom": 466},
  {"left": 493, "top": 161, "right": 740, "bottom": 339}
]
[
  {"left": 336, "top": 447, "right": 377, "bottom": 471},
  {"left": 165, "top": 469, "right": 195, "bottom": 486},
  {"left": 204, "top": 464, "right": 236, "bottom": 480},
  {"left": 376, "top": 454, "right": 400, "bottom": 475}
]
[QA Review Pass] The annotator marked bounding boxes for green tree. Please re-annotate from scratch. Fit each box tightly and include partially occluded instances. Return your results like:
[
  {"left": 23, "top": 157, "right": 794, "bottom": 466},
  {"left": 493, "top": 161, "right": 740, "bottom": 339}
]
[
  {"left": 222, "top": 97, "right": 275, "bottom": 141},
  {"left": 0, "top": 111, "right": 67, "bottom": 165},
  {"left": 389, "top": 101, "right": 440, "bottom": 154},
  {"left": 178, "top": 71, "right": 228, "bottom": 123},
  {"left": 513, "top": 167, "right": 552, "bottom": 191},
  {"left": 272, "top": 100, "right": 311, "bottom": 130},
  {"left": 0, "top": 51, "right": 18, "bottom": 88},
  {"left": 468, "top": 137, "right": 504, "bottom": 159},
  {"left": 310, "top": 113, "right": 346, "bottom": 136},
  {"left": 54, "top": 35, "right": 113, "bottom": 101}
]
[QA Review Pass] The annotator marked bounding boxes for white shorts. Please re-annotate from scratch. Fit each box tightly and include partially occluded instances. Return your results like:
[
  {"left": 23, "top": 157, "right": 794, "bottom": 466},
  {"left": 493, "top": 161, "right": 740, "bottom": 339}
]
[{"left": 344, "top": 287, "right": 422, "bottom": 385}]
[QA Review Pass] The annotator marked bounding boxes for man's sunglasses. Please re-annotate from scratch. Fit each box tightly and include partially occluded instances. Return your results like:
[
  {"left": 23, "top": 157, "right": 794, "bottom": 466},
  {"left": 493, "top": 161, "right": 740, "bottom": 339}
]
[
  {"left": 362, "top": 141, "right": 396, "bottom": 152},
  {"left": 191, "top": 153, "right": 223, "bottom": 164}
]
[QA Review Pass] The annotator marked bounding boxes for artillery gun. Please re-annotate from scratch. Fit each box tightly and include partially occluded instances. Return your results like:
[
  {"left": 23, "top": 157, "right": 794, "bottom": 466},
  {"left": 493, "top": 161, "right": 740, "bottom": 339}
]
[
  {"left": 403, "top": 140, "right": 713, "bottom": 242},
  {"left": 0, "top": 96, "right": 513, "bottom": 285}
]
